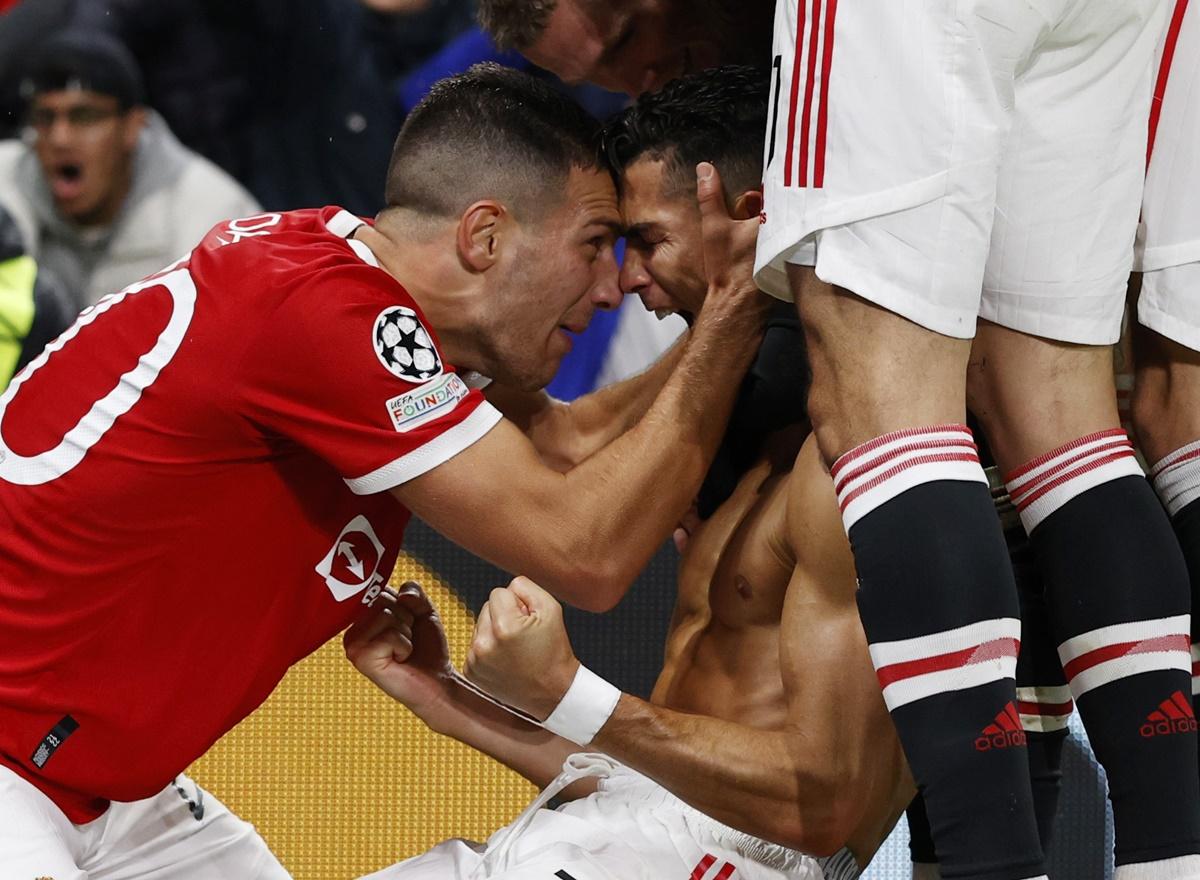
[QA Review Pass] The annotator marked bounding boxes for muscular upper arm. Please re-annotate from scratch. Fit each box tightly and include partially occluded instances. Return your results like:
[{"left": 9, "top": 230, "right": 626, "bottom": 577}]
[
  {"left": 481, "top": 384, "right": 576, "bottom": 472},
  {"left": 390, "top": 416, "right": 615, "bottom": 607}
]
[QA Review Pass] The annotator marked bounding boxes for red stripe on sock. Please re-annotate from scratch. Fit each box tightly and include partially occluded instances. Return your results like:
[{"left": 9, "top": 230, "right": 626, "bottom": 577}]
[
  {"left": 833, "top": 437, "right": 976, "bottom": 495},
  {"left": 1012, "top": 449, "right": 1136, "bottom": 512},
  {"left": 831, "top": 424, "right": 971, "bottom": 477},
  {"left": 875, "top": 637, "right": 1019, "bottom": 688},
  {"left": 714, "top": 864, "right": 737, "bottom": 880},
  {"left": 1004, "top": 429, "right": 1128, "bottom": 483},
  {"left": 1007, "top": 438, "right": 1133, "bottom": 504},
  {"left": 837, "top": 452, "right": 980, "bottom": 513},
  {"left": 1063, "top": 634, "right": 1191, "bottom": 682},
  {"left": 813, "top": 0, "right": 838, "bottom": 187},
  {"left": 1155, "top": 445, "right": 1200, "bottom": 476}
]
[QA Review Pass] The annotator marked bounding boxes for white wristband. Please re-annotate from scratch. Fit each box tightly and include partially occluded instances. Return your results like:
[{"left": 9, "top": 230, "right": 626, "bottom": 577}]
[{"left": 540, "top": 664, "right": 622, "bottom": 746}]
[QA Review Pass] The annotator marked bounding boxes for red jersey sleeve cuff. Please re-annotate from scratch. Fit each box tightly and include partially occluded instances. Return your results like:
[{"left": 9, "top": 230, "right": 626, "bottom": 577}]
[{"left": 343, "top": 402, "right": 503, "bottom": 495}]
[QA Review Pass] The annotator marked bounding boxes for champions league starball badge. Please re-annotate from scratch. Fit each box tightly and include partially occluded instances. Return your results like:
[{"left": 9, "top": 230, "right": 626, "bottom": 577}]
[{"left": 373, "top": 306, "right": 443, "bottom": 382}]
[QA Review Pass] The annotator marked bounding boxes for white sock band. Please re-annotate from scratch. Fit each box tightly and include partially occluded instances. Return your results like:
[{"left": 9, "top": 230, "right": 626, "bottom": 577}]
[
  {"left": 1151, "top": 439, "right": 1200, "bottom": 517},
  {"left": 830, "top": 424, "right": 985, "bottom": 533},
  {"left": 1114, "top": 854, "right": 1200, "bottom": 880},
  {"left": 1005, "top": 429, "right": 1142, "bottom": 533},
  {"left": 540, "top": 664, "right": 622, "bottom": 746}
]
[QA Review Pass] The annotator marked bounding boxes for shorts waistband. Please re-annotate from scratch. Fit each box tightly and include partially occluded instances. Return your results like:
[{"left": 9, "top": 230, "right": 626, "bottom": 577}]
[{"left": 594, "top": 760, "right": 861, "bottom": 880}]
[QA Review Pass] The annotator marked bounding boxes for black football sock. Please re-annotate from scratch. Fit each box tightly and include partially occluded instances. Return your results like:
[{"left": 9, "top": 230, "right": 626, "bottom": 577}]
[
  {"left": 1006, "top": 430, "right": 1200, "bottom": 873},
  {"left": 1151, "top": 442, "right": 1200, "bottom": 710},
  {"left": 833, "top": 424, "right": 1045, "bottom": 880}
]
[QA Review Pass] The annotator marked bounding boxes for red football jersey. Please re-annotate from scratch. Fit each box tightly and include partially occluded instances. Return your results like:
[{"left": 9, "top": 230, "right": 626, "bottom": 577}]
[{"left": 0, "top": 207, "right": 501, "bottom": 822}]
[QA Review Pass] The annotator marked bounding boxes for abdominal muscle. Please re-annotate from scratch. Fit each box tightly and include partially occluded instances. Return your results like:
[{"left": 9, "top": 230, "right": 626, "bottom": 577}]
[{"left": 651, "top": 457, "right": 795, "bottom": 729}]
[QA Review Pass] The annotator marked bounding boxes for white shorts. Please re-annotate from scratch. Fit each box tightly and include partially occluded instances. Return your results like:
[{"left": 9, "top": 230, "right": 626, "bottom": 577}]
[
  {"left": 1134, "top": 0, "right": 1200, "bottom": 351},
  {"left": 0, "top": 766, "right": 290, "bottom": 880},
  {"left": 755, "top": 0, "right": 1168, "bottom": 344},
  {"left": 360, "top": 754, "right": 858, "bottom": 880}
]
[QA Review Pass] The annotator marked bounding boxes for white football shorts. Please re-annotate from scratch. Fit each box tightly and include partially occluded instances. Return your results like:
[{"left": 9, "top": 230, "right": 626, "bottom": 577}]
[
  {"left": 359, "top": 753, "right": 859, "bottom": 880},
  {"left": 1135, "top": 0, "right": 1200, "bottom": 351},
  {"left": 0, "top": 766, "right": 290, "bottom": 880},
  {"left": 755, "top": 0, "right": 1169, "bottom": 344}
]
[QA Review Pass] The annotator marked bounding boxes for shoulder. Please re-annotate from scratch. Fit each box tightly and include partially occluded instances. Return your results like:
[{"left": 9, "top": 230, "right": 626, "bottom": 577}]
[
  {"left": 0, "top": 139, "right": 24, "bottom": 170},
  {"left": 0, "top": 150, "right": 37, "bottom": 255}
]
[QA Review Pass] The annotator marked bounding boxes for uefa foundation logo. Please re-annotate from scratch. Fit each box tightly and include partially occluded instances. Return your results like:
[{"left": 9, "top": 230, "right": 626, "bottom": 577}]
[{"left": 373, "top": 306, "right": 442, "bottom": 383}]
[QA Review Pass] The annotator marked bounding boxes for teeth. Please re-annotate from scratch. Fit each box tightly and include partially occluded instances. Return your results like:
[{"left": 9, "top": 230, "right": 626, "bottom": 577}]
[{"left": 654, "top": 309, "right": 674, "bottom": 321}]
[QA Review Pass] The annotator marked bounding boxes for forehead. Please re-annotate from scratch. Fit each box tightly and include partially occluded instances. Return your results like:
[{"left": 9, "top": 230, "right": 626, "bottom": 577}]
[
  {"left": 555, "top": 165, "right": 621, "bottom": 227},
  {"left": 31, "top": 89, "right": 118, "bottom": 109},
  {"left": 620, "top": 157, "right": 691, "bottom": 223}
]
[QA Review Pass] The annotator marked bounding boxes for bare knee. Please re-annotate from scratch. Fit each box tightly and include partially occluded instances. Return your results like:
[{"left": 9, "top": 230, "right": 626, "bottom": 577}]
[
  {"left": 787, "top": 268, "right": 970, "bottom": 463},
  {"left": 968, "top": 321, "right": 1119, "bottom": 471},
  {"left": 1130, "top": 327, "right": 1200, "bottom": 462}
]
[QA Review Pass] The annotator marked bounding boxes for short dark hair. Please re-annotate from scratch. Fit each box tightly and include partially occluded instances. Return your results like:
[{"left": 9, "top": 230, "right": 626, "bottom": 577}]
[
  {"left": 601, "top": 65, "right": 769, "bottom": 199},
  {"left": 383, "top": 63, "right": 604, "bottom": 225},
  {"left": 477, "top": 0, "right": 559, "bottom": 51}
]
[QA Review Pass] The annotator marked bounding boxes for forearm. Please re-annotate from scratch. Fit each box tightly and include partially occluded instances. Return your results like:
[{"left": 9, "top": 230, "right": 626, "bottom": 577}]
[
  {"left": 485, "top": 337, "right": 687, "bottom": 472},
  {"left": 591, "top": 694, "right": 843, "bottom": 851},
  {"left": 428, "top": 680, "right": 587, "bottom": 791},
  {"left": 552, "top": 335, "right": 688, "bottom": 465},
  {"left": 539, "top": 315, "right": 758, "bottom": 605}
]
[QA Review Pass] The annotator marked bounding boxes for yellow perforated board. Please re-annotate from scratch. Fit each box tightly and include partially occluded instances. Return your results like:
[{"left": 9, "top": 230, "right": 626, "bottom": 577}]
[{"left": 187, "top": 554, "right": 537, "bottom": 879}]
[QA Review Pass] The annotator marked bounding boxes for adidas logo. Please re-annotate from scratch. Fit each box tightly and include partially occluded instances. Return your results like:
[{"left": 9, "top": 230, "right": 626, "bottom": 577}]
[
  {"left": 1140, "top": 690, "right": 1197, "bottom": 739},
  {"left": 974, "top": 702, "right": 1027, "bottom": 751}
]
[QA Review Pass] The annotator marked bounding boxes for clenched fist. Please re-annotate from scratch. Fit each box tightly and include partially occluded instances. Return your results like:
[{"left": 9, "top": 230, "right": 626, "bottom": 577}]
[{"left": 463, "top": 576, "right": 580, "bottom": 721}]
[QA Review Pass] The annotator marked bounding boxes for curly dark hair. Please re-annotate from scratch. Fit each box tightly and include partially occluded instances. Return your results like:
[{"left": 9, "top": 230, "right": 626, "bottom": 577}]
[{"left": 600, "top": 64, "right": 769, "bottom": 198}]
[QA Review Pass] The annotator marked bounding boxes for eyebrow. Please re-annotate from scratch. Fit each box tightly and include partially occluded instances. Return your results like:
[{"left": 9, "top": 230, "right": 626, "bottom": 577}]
[
  {"left": 623, "top": 221, "right": 664, "bottom": 238},
  {"left": 588, "top": 218, "right": 624, "bottom": 237}
]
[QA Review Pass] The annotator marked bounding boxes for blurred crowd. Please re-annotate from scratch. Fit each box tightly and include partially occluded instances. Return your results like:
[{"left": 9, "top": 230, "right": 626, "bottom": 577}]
[{"left": 0, "top": 0, "right": 629, "bottom": 387}]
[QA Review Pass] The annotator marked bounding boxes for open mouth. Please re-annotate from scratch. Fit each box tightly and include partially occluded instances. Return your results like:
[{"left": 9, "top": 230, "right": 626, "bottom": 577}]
[{"left": 50, "top": 162, "right": 84, "bottom": 202}]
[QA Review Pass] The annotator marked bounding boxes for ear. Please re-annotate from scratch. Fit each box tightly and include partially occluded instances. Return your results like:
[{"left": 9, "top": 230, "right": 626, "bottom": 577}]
[
  {"left": 456, "top": 200, "right": 508, "bottom": 272},
  {"left": 120, "top": 107, "right": 146, "bottom": 151},
  {"left": 730, "top": 188, "right": 764, "bottom": 222}
]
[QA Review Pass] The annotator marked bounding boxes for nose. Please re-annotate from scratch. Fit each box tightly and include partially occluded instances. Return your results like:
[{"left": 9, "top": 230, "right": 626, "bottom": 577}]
[
  {"left": 619, "top": 249, "right": 651, "bottom": 297},
  {"left": 589, "top": 246, "right": 623, "bottom": 311},
  {"left": 45, "top": 116, "right": 75, "bottom": 148}
]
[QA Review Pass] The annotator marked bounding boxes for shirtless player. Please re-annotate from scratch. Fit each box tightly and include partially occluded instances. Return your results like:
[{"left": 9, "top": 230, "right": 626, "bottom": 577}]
[{"left": 347, "top": 67, "right": 912, "bottom": 880}]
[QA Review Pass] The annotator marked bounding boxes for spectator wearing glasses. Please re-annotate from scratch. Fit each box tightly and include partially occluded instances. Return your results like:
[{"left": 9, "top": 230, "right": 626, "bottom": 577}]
[{"left": 0, "top": 31, "right": 259, "bottom": 310}]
